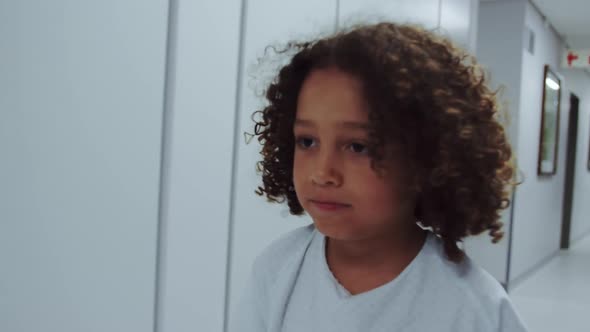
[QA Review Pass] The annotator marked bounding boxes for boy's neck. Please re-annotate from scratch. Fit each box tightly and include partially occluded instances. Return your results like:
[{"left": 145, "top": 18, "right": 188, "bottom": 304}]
[
  {"left": 326, "top": 222, "right": 426, "bottom": 265},
  {"left": 324, "top": 221, "right": 427, "bottom": 295}
]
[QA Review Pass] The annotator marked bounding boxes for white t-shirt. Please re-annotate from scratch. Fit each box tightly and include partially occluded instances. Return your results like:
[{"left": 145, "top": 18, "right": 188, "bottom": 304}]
[{"left": 232, "top": 224, "right": 528, "bottom": 332}]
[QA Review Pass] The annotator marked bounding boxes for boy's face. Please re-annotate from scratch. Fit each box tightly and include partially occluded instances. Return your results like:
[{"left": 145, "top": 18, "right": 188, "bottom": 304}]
[{"left": 293, "top": 67, "right": 417, "bottom": 241}]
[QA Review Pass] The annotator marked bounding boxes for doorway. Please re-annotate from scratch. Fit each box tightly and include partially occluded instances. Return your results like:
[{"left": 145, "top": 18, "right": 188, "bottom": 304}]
[{"left": 561, "top": 93, "right": 580, "bottom": 249}]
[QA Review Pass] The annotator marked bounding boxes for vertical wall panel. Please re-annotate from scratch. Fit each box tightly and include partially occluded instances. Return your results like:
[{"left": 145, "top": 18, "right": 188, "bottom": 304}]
[
  {"left": 339, "top": 0, "right": 440, "bottom": 30},
  {"left": 155, "top": 1, "right": 242, "bottom": 331},
  {"left": 0, "top": 1, "right": 168, "bottom": 331},
  {"left": 226, "top": 1, "right": 337, "bottom": 329}
]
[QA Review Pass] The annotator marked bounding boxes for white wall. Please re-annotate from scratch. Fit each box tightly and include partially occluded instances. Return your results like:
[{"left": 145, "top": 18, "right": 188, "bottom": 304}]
[
  {"left": 440, "top": 0, "right": 478, "bottom": 52},
  {"left": 0, "top": 1, "right": 168, "bottom": 331},
  {"left": 563, "top": 70, "right": 590, "bottom": 243},
  {"left": 471, "top": 0, "right": 578, "bottom": 286},
  {"left": 155, "top": 1, "right": 242, "bottom": 332},
  {"left": 339, "top": 0, "right": 439, "bottom": 29},
  {"left": 509, "top": 0, "right": 568, "bottom": 282},
  {"left": 0, "top": 1, "right": 482, "bottom": 330},
  {"left": 463, "top": 0, "right": 526, "bottom": 285}
]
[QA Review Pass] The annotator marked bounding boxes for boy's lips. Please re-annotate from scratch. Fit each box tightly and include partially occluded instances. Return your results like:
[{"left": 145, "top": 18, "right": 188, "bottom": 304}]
[{"left": 308, "top": 199, "right": 351, "bottom": 211}]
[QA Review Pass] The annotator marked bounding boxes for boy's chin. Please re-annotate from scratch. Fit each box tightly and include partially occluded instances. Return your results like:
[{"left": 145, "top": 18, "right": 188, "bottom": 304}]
[{"left": 312, "top": 220, "right": 372, "bottom": 242}]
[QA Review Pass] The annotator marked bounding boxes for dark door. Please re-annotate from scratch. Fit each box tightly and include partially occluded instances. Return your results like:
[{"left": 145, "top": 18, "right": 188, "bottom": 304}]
[{"left": 561, "top": 93, "right": 580, "bottom": 249}]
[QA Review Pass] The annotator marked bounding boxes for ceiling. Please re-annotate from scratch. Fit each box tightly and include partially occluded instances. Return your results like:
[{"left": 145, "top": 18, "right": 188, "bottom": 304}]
[{"left": 529, "top": 0, "right": 590, "bottom": 49}]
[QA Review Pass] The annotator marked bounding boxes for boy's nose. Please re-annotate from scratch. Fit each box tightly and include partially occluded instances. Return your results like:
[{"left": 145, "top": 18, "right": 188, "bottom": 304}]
[{"left": 310, "top": 154, "right": 342, "bottom": 187}]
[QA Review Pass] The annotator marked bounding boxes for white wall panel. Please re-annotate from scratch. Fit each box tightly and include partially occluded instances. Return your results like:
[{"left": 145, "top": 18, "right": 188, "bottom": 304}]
[
  {"left": 510, "top": 1, "right": 567, "bottom": 282},
  {"left": 155, "top": 1, "right": 242, "bottom": 332},
  {"left": 440, "top": 0, "right": 476, "bottom": 51},
  {"left": 226, "top": 1, "right": 337, "bottom": 330},
  {"left": 563, "top": 70, "right": 590, "bottom": 244},
  {"left": 463, "top": 0, "right": 527, "bottom": 286},
  {"left": 339, "top": 0, "right": 440, "bottom": 30},
  {"left": 0, "top": 1, "right": 168, "bottom": 331}
]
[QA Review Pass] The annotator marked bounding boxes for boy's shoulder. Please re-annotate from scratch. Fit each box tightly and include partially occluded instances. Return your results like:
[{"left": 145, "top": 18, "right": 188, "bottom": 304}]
[
  {"left": 447, "top": 258, "right": 524, "bottom": 329},
  {"left": 424, "top": 236, "right": 519, "bottom": 328},
  {"left": 449, "top": 257, "right": 510, "bottom": 311},
  {"left": 434, "top": 239, "right": 508, "bottom": 302},
  {"left": 252, "top": 224, "right": 316, "bottom": 281}
]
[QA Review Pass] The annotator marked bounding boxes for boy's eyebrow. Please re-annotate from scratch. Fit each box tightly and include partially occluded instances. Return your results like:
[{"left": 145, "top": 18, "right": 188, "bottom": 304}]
[
  {"left": 294, "top": 118, "right": 369, "bottom": 130},
  {"left": 294, "top": 118, "right": 316, "bottom": 127}
]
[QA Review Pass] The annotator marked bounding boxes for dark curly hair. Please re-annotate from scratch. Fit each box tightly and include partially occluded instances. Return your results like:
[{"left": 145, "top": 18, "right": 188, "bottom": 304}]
[{"left": 252, "top": 22, "right": 515, "bottom": 263}]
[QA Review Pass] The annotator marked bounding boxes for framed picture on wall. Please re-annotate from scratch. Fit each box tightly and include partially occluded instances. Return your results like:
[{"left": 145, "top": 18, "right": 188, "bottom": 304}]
[{"left": 537, "top": 65, "right": 561, "bottom": 176}]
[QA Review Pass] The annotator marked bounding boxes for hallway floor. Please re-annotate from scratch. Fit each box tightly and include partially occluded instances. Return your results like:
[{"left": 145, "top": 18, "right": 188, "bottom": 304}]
[{"left": 510, "top": 233, "right": 590, "bottom": 332}]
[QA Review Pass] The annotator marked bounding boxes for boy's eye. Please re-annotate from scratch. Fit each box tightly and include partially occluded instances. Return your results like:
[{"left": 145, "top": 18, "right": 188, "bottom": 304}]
[
  {"left": 295, "top": 136, "right": 316, "bottom": 149},
  {"left": 348, "top": 142, "right": 369, "bottom": 154}
]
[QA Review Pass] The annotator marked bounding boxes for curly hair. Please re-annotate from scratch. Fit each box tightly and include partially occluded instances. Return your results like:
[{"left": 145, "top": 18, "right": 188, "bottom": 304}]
[{"left": 252, "top": 22, "right": 514, "bottom": 263}]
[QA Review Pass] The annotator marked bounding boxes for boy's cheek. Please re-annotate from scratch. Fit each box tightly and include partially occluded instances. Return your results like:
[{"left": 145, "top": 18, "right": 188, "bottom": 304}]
[
  {"left": 291, "top": 164, "right": 306, "bottom": 194},
  {"left": 292, "top": 156, "right": 309, "bottom": 182}
]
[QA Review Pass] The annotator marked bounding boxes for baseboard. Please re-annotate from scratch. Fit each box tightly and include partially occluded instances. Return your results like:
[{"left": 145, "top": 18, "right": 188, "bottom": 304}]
[
  {"left": 570, "top": 228, "right": 590, "bottom": 247},
  {"left": 507, "top": 249, "right": 560, "bottom": 292},
  {"left": 508, "top": 230, "right": 590, "bottom": 292}
]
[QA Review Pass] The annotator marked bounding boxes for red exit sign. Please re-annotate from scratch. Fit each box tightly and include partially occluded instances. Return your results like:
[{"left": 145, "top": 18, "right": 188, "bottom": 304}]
[{"left": 562, "top": 49, "right": 590, "bottom": 68}]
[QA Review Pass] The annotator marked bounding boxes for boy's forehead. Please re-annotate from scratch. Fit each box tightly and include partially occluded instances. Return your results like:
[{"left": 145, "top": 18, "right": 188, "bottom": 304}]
[
  {"left": 296, "top": 91, "right": 369, "bottom": 124},
  {"left": 298, "top": 68, "right": 367, "bottom": 106},
  {"left": 294, "top": 118, "right": 369, "bottom": 131},
  {"left": 295, "top": 67, "right": 372, "bottom": 130}
]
